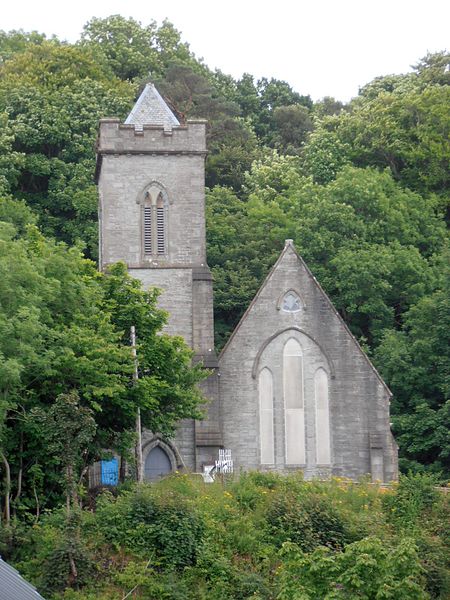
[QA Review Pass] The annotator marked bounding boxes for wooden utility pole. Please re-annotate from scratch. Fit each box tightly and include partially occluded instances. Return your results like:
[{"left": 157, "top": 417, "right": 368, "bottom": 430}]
[{"left": 131, "top": 326, "right": 144, "bottom": 483}]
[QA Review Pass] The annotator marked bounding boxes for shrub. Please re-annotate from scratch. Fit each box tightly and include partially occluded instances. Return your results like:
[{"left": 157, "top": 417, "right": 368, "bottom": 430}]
[
  {"left": 277, "top": 536, "right": 429, "bottom": 599},
  {"left": 265, "top": 490, "right": 351, "bottom": 551},
  {"left": 95, "top": 484, "right": 204, "bottom": 570},
  {"left": 383, "top": 473, "right": 440, "bottom": 527}
]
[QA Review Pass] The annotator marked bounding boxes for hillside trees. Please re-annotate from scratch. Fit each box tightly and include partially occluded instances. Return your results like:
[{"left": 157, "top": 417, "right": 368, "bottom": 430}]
[
  {"left": 81, "top": 15, "right": 195, "bottom": 81},
  {"left": 0, "top": 40, "right": 134, "bottom": 258},
  {"left": 304, "top": 51, "right": 450, "bottom": 194},
  {"left": 375, "top": 263, "right": 450, "bottom": 475},
  {"left": 208, "top": 158, "right": 445, "bottom": 345}
]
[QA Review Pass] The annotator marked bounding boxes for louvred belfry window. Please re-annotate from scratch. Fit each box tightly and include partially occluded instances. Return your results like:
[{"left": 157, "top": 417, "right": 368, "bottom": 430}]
[
  {"left": 143, "top": 205, "right": 152, "bottom": 255},
  {"left": 142, "top": 186, "right": 167, "bottom": 257},
  {"left": 156, "top": 193, "right": 165, "bottom": 255}
]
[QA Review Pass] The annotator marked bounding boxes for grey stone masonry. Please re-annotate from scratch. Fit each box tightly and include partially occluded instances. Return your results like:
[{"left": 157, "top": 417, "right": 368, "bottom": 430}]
[
  {"left": 218, "top": 240, "right": 398, "bottom": 482},
  {"left": 96, "top": 91, "right": 222, "bottom": 472}
]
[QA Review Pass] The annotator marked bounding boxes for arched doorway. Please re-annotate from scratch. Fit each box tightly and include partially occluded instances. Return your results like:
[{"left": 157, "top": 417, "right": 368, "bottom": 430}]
[{"left": 144, "top": 445, "right": 172, "bottom": 481}]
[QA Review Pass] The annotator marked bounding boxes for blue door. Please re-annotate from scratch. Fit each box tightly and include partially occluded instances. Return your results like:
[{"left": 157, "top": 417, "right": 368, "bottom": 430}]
[{"left": 144, "top": 446, "right": 172, "bottom": 481}]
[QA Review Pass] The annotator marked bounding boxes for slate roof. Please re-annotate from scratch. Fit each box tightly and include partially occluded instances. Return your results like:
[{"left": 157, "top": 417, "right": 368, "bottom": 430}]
[
  {"left": 0, "top": 557, "right": 46, "bottom": 599},
  {"left": 124, "top": 83, "right": 180, "bottom": 130}
]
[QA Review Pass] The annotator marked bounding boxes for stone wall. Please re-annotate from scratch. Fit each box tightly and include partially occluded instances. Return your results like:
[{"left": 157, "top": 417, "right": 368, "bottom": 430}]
[{"left": 219, "top": 242, "right": 398, "bottom": 482}]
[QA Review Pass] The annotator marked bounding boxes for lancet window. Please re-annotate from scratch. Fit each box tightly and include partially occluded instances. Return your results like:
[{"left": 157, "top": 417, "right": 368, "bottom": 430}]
[
  {"left": 283, "top": 338, "right": 305, "bottom": 464},
  {"left": 259, "top": 368, "right": 275, "bottom": 464},
  {"left": 142, "top": 185, "right": 167, "bottom": 257},
  {"left": 315, "top": 368, "right": 331, "bottom": 465}
]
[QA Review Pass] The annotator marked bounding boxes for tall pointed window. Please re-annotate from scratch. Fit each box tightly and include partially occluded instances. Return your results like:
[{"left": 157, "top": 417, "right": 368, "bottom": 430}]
[
  {"left": 283, "top": 338, "right": 305, "bottom": 464},
  {"left": 143, "top": 204, "right": 152, "bottom": 255},
  {"left": 142, "top": 185, "right": 167, "bottom": 257},
  {"left": 315, "top": 368, "right": 331, "bottom": 465},
  {"left": 259, "top": 368, "right": 274, "bottom": 464},
  {"left": 156, "top": 192, "right": 165, "bottom": 255}
]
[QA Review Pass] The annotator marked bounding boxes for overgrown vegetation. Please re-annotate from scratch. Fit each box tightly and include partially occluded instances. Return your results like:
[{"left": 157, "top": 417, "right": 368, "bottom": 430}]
[
  {"left": 3, "top": 473, "right": 449, "bottom": 599},
  {"left": 0, "top": 16, "right": 449, "bottom": 591}
]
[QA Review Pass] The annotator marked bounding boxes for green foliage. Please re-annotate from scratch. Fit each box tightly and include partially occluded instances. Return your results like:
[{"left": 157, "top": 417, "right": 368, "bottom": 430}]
[
  {"left": 208, "top": 158, "right": 445, "bottom": 348},
  {"left": 278, "top": 537, "right": 429, "bottom": 599},
  {"left": 301, "top": 128, "right": 350, "bottom": 184},
  {"left": 154, "top": 62, "right": 261, "bottom": 191},
  {"left": 40, "top": 530, "right": 96, "bottom": 594},
  {"left": 81, "top": 15, "right": 194, "bottom": 81},
  {"left": 0, "top": 40, "right": 134, "bottom": 257},
  {"left": 375, "top": 267, "right": 450, "bottom": 476},
  {"left": 9, "top": 475, "right": 449, "bottom": 600},
  {"left": 266, "top": 491, "right": 352, "bottom": 552},
  {"left": 95, "top": 484, "right": 204, "bottom": 570},
  {"left": 313, "top": 52, "right": 450, "bottom": 194},
  {"left": 382, "top": 473, "right": 440, "bottom": 527},
  {"left": 0, "top": 201, "right": 206, "bottom": 516}
]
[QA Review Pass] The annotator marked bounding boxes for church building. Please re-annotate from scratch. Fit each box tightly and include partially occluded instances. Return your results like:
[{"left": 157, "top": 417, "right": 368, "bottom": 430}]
[{"left": 95, "top": 84, "right": 398, "bottom": 483}]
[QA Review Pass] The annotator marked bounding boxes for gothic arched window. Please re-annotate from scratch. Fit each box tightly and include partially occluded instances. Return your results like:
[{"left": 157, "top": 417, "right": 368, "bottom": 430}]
[
  {"left": 315, "top": 368, "right": 331, "bottom": 465},
  {"left": 142, "top": 185, "right": 167, "bottom": 257},
  {"left": 283, "top": 338, "right": 305, "bottom": 464},
  {"left": 259, "top": 367, "right": 274, "bottom": 464}
]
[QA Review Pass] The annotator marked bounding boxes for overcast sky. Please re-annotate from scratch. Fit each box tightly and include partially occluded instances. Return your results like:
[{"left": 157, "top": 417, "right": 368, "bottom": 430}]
[{"left": 3, "top": 0, "right": 449, "bottom": 101}]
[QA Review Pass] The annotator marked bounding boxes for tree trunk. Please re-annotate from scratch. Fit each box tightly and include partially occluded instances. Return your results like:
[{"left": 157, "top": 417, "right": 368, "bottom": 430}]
[
  {"left": 68, "top": 552, "right": 78, "bottom": 582},
  {"left": 13, "top": 430, "right": 24, "bottom": 517},
  {"left": 0, "top": 451, "right": 11, "bottom": 526},
  {"left": 66, "top": 465, "right": 72, "bottom": 517},
  {"left": 33, "top": 481, "right": 40, "bottom": 524},
  {"left": 119, "top": 454, "right": 126, "bottom": 483},
  {"left": 131, "top": 326, "right": 143, "bottom": 483}
]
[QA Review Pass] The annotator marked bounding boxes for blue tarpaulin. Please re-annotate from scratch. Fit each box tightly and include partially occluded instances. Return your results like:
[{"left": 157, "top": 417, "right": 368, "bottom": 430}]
[{"left": 101, "top": 457, "right": 119, "bottom": 486}]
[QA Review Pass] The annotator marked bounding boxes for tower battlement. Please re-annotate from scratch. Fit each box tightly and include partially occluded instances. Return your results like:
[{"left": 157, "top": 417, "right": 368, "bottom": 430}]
[{"left": 97, "top": 118, "right": 206, "bottom": 156}]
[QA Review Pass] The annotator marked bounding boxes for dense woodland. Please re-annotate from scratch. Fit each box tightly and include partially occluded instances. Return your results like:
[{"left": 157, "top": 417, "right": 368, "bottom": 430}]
[{"left": 0, "top": 15, "right": 449, "bottom": 598}]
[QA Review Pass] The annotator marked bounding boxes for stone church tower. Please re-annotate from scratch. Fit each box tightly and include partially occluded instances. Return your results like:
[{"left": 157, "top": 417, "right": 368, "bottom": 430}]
[
  {"left": 96, "top": 84, "right": 222, "bottom": 474},
  {"left": 96, "top": 84, "right": 398, "bottom": 482}
]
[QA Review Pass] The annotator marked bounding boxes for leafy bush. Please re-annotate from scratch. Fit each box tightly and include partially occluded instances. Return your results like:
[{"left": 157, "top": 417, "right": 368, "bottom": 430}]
[
  {"left": 265, "top": 490, "right": 352, "bottom": 551},
  {"left": 9, "top": 474, "right": 448, "bottom": 599},
  {"left": 277, "top": 537, "right": 429, "bottom": 599},
  {"left": 95, "top": 483, "right": 204, "bottom": 569},
  {"left": 382, "top": 473, "right": 440, "bottom": 527}
]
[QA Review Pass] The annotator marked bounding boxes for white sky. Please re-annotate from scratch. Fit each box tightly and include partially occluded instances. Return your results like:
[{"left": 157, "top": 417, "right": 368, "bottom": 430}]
[{"left": 3, "top": 0, "right": 449, "bottom": 101}]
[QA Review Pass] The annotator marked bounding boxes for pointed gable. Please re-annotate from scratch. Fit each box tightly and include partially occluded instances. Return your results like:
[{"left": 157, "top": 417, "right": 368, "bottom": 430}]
[
  {"left": 218, "top": 239, "right": 397, "bottom": 481},
  {"left": 220, "top": 239, "right": 390, "bottom": 395},
  {"left": 125, "top": 83, "right": 180, "bottom": 130}
]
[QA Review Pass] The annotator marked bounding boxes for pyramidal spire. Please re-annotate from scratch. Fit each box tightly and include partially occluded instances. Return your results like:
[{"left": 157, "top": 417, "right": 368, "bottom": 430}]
[{"left": 124, "top": 83, "right": 180, "bottom": 130}]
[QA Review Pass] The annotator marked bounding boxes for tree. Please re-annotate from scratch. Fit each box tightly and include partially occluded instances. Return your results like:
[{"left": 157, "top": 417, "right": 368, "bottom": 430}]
[
  {"left": 81, "top": 15, "right": 194, "bottom": 81},
  {"left": 310, "top": 52, "right": 450, "bottom": 195},
  {"left": 272, "top": 104, "right": 313, "bottom": 154},
  {"left": 43, "top": 392, "right": 96, "bottom": 513},
  {"left": 375, "top": 263, "right": 450, "bottom": 477},
  {"left": 0, "top": 39, "right": 134, "bottom": 257},
  {"left": 233, "top": 75, "right": 313, "bottom": 145},
  {"left": 278, "top": 537, "right": 429, "bottom": 599},
  {"left": 207, "top": 159, "right": 444, "bottom": 348},
  {"left": 301, "top": 129, "right": 351, "bottom": 184},
  {"left": 154, "top": 62, "right": 261, "bottom": 191},
  {"left": 99, "top": 262, "right": 206, "bottom": 438},
  {"left": 0, "top": 201, "right": 207, "bottom": 518}
]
